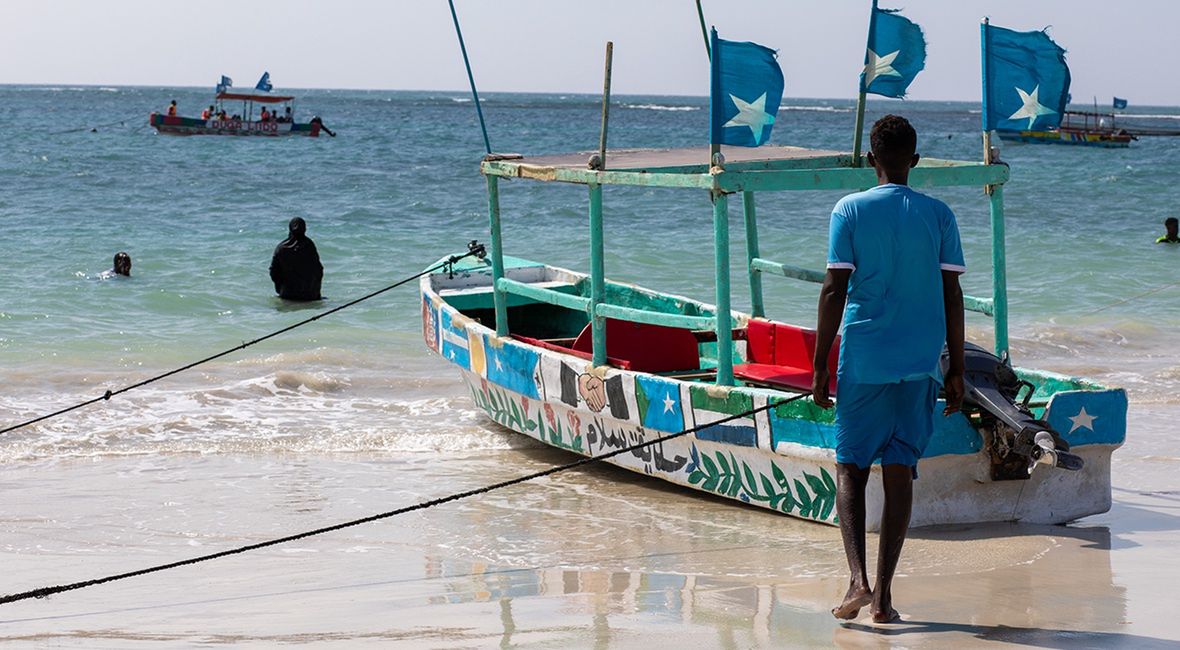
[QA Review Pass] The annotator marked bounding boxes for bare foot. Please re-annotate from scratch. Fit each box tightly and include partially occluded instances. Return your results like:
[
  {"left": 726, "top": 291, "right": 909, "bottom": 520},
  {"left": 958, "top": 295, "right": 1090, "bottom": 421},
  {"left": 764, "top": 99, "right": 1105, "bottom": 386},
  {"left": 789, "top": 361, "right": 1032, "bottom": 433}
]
[
  {"left": 871, "top": 607, "right": 901, "bottom": 624},
  {"left": 831, "top": 586, "right": 872, "bottom": 620}
]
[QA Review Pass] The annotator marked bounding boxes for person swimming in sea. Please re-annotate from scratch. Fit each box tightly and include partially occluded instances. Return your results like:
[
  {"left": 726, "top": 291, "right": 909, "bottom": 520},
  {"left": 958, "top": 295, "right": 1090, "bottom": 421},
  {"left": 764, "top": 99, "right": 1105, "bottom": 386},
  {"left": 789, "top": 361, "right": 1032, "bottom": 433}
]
[
  {"left": 1156, "top": 217, "right": 1179, "bottom": 243},
  {"left": 97, "top": 252, "right": 132, "bottom": 280},
  {"left": 269, "top": 217, "right": 323, "bottom": 301}
]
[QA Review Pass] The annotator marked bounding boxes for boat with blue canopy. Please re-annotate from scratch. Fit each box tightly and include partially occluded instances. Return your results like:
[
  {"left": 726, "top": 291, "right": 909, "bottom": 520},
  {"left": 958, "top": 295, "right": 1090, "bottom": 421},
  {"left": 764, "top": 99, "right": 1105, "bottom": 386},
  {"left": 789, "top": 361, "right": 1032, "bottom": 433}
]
[{"left": 420, "top": 143, "right": 1126, "bottom": 529}]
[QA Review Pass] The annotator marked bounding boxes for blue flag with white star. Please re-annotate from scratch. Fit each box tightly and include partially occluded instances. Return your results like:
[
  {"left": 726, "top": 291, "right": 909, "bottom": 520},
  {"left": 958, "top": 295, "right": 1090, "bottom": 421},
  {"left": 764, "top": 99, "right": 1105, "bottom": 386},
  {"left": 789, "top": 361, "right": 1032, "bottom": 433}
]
[
  {"left": 981, "top": 24, "right": 1071, "bottom": 132},
  {"left": 215, "top": 75, "right": 232, "bottom": 95},
  {"left": 255, "top": 71, "right": 273, "bottom": 92},
  {"left": 1113, "top": 97, "right": 1128, "bottom": 110},
  {"left": 861, "top": 6, "right": 926, "bottom": 98},
  {"left": 710, "top": 28, "right": 784, "bottom": 147}
]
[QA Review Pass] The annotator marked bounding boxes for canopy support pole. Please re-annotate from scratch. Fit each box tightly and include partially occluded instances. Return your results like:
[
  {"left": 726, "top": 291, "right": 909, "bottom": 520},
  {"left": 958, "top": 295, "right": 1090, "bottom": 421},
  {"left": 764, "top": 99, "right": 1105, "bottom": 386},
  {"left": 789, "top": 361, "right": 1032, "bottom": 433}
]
[
  {"left": 589, "top": 183, "right": 607, "bottom": 366},
  {"left": 487, "top": 175, "right": 508, "bottom": 336},
  {"left": 713, "top": 192, "right": 734, "bottom": 385},
  {"left": 989, "top": 184, "right": 1008, "bottom": 357},
  {"left": 742, "top": 191, "right": 765, "bottom": 318}
]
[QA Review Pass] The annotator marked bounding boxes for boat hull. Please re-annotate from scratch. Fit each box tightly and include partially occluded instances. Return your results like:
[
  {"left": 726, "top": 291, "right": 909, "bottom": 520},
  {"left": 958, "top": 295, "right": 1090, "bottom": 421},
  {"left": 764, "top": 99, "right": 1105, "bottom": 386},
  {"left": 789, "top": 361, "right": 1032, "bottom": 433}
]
[
  {"left": 423, "top": 258, "right": 1125, "bottom": 529},
  {"left": 996, "top": 129, "right": 1132, "bottom": 148},
  {"left": 149, "top": 113, "right": 321, "bottom": 137}
]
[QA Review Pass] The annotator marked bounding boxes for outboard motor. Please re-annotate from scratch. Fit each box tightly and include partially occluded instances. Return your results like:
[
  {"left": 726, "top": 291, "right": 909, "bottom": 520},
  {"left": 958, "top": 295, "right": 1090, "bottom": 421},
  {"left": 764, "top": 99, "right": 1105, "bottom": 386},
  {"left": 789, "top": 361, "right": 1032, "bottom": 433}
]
[{"left": 942, "top": 343, "right": 1084, "bottom": 480}]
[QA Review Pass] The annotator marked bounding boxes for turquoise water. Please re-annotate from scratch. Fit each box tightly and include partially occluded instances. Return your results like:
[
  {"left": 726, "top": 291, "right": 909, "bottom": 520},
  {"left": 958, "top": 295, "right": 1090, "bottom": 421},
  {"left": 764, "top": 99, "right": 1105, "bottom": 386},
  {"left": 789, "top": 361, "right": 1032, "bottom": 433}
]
[{"left": 2, "top": 85, "right": 1179, "bottom": 460}]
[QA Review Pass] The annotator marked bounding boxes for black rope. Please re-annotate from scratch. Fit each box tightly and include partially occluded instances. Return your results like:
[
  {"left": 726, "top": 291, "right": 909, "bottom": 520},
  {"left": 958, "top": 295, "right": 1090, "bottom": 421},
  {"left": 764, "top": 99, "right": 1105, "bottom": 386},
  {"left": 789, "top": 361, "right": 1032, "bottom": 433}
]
[
  {"left": 52, "top": 116, "right": 139, "bottom": 135},
  {"left": 0, "top": 392, "right": 808, "bottom": 605},
  {"left": 0, "top": 248, "right": 484, "bottom": 437}
]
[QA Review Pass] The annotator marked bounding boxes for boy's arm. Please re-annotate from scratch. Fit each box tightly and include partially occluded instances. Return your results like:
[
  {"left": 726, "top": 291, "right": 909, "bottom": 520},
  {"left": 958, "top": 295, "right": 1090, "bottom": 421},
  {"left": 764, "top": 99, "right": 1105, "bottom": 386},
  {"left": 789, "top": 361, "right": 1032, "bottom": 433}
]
[
  {"left": 812, "top": 268, "right": 851, "bottom": 408},
  {"left": 942, "top": 270, "right": 965, "bottom": 415}
]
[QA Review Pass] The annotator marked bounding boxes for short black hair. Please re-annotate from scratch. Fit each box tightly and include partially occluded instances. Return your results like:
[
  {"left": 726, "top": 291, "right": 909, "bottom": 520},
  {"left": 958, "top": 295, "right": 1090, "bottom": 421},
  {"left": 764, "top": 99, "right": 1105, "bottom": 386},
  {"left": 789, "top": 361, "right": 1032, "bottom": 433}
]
[
  {"left": 869, "top": 114, "right": 917, "bottom": 166},
  {"left": 1166, "top": 217, "right": 1178, "bottom": 227}
]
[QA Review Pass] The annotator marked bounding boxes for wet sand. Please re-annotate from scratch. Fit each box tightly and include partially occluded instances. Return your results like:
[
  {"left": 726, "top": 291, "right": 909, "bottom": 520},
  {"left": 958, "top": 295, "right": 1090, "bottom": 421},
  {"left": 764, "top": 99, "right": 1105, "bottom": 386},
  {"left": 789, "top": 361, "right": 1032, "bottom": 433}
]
[{"left": 1, "top": 405, "right": 1177, "bottom": 649}]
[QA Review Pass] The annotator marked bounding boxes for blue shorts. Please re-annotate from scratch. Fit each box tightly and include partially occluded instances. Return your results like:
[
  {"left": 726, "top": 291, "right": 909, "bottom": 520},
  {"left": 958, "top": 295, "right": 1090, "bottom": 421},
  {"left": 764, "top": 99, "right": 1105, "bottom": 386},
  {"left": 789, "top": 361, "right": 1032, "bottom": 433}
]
[{"left": 835, "top": 378, "right": 938, "bottom": 475}]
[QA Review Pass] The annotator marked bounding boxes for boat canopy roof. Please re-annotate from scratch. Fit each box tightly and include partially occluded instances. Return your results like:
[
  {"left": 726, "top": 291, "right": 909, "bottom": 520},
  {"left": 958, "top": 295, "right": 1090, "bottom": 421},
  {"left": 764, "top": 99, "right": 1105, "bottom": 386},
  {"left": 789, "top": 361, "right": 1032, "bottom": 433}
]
[
  {"left": 216, "top": 91, "right": 293, "bottom": 103},
  {"left": 481, "top": 144, "right": 1008, "bottom": 193}
]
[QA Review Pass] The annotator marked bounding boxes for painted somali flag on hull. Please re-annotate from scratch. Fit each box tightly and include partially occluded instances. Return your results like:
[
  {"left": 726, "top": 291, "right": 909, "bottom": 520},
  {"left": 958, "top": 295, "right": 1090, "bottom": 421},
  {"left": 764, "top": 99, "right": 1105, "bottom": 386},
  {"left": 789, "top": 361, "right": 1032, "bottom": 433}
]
[
  {"left": 862, "top": 5, "right": 926, "bottom": 98},
  {"left": 484, "top": 339, "right": 541, "bottom": 399},
  {"left": 982, "top": 24, "right": 1071, "bottom": 132},
  {"left": 709, "top": 28, "right": 784, "bottom": 147},
  {"left": 635, "top": 375, "right": 685, "bottom": 432},
  {"left": 690, "top": 386, "right": 756, "bottom": 447}
]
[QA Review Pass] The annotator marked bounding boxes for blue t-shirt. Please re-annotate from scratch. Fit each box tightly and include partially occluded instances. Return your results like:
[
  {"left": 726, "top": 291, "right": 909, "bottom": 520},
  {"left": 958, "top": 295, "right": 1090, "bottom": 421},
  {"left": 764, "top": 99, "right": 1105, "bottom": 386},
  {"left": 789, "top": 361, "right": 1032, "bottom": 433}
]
[{"left": 827, "top": 184, "right": 965, "bottom": 385}]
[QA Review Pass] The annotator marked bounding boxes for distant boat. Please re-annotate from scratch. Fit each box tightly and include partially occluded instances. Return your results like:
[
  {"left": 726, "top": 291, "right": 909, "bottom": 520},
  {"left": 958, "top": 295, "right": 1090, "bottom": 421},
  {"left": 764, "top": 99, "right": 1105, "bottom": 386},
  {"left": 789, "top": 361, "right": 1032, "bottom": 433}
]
[
  {"left": 996, "top": 110, "right": 1134, "bottom": 148},
  {"left": 149, "top": 90, "right": 333, "bottom": 138}
]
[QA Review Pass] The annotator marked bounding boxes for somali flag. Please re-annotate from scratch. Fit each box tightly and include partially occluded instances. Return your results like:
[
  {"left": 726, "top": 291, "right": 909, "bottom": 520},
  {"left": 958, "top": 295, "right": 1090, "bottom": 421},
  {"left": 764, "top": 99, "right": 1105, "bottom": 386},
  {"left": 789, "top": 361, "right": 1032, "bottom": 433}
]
[
  {"left": 439, "top": 309, "right": 470, "bottom": 370},
  {"left": 215, "top": 75, "right": 232, "bottom": 94},
  {"left": 485, "top": 339, "right": 541, "bottom": 399},
  {"left": 634, "top": 375, "right": 685, "bottom": 432},
  {"left": 709, "top": 28, "right": 784, "bottom": 147},
  {"left": 861, "top": 4, "right": 926, "bottom": 98},
  {"left": 1113, "top": 97, "right": 1128, "bottom": 110},
  {"left": 255, "top": 71, "right": 273, "bottom": 92},
  {"left": 982, "top": 24, "right": 1071, "bottom": 132}
]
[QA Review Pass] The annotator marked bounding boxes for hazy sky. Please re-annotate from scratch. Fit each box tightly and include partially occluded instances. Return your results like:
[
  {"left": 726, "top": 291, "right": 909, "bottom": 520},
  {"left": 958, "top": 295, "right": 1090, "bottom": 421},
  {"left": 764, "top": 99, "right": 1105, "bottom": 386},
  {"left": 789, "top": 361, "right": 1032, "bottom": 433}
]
[{"left": 3, "top": 1, "right": 1175, "bottom": 104}]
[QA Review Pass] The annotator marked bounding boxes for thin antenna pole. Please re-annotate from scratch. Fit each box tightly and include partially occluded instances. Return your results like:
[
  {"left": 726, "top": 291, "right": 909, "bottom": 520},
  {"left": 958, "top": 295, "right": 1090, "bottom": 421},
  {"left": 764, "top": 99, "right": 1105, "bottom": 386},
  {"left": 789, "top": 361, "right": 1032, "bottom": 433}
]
[
  {"left": 447, "top": 0, "right": 492, "bottom": 155},
  {"left": 851, "top": 0, "right": 878, "bottom": 167},
  {"left": 598, "top": 42, "right": 614, "bottom": 170},
  {"left": 696, "top": 0, "right": 711, "bottom": 59}
]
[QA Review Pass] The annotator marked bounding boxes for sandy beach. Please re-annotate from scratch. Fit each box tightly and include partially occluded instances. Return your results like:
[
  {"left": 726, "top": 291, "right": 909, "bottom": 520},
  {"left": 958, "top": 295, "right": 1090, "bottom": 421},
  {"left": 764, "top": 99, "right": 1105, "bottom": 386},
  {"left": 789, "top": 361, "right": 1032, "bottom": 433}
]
[{"left": 2, "top": 399, "right": 1176, "bottom": 648}]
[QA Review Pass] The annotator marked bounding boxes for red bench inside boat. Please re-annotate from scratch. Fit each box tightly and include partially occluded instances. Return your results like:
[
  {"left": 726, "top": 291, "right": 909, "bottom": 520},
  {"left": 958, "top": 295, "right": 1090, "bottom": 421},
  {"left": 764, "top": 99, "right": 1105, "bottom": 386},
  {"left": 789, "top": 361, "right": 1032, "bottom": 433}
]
[
  {"left": 733, "top": 318, "right": 839, "bottom": 394},
  {"left": 568, "top": 319, "right": 701, "bottom": 374}
]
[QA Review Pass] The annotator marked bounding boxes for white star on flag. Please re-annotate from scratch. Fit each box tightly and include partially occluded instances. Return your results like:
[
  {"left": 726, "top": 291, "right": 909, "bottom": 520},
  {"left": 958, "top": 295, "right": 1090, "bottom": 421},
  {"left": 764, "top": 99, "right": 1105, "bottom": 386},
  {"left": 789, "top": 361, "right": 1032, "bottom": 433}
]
[
  {"left": 1068, "top": 406, "right": 1098, "bottom": 434},
  {"left": 494, "top": 356, "right": 504, "bottom": 372},
  {"left": 863, "top": 49, "right": 901, "bottom": 86},
  {"left": 662, "top": 392, "right": 677, "bottom": 414},
  {"left": 1008, "top": 85, "right": 1056, "bottom": 129},
  {"left": 723, "top": 92, "right": 775, "bottom": 142}
]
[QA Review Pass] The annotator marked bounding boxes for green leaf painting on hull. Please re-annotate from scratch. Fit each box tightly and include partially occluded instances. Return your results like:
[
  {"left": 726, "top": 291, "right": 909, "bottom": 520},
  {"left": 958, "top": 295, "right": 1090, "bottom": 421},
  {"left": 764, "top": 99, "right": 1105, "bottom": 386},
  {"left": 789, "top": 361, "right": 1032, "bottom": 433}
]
[
  {"left": 686, "top": 443, "right": 837, "bottom": 522},
  {"left": 468, "top": 378, "right": 584, "bottom": 453}
]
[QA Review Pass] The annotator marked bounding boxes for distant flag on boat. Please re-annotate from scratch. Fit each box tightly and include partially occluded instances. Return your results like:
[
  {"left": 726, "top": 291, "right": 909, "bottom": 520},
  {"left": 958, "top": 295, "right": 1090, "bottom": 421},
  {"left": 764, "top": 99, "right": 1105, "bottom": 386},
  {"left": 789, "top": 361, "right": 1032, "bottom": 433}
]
[
  {"left": 709, "top": 28, "right": 784, "bottom": 147},
  {"left": 861, "top": 3, "right": 926, "bottom": 98},
  {"left": 1113, "top": 96, "right": 1128, "bottom": 110},
  {"left": 981, "top": 23, "right": 1071, "bottom": 132},
  {"left": 255, "top": 71, "right": 273, "bottom": 92},
  {"left": 215, "top": 75, "right": 232, "bottom": 94}
]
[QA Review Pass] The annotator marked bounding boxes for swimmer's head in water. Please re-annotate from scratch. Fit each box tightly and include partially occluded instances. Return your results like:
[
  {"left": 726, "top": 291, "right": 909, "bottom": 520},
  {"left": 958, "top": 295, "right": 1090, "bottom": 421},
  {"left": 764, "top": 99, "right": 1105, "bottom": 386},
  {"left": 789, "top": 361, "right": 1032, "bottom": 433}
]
[
  {"left": 1166, "top": 217, "right": 1178, "bottom": 237},
  {"left": 113, "top": 252, "right": 131, "bottom": 276},
  {"left": 288, "top": 217, "right": 307, "bottom": 238}
]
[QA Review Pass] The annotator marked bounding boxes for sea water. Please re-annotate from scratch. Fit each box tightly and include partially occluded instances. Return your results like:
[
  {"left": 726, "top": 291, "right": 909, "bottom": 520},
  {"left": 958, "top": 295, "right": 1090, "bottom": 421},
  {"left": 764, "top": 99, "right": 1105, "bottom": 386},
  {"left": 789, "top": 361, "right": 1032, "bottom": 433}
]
[{"left": 1, "top": 87, "right": 1179, "bottom": 645}]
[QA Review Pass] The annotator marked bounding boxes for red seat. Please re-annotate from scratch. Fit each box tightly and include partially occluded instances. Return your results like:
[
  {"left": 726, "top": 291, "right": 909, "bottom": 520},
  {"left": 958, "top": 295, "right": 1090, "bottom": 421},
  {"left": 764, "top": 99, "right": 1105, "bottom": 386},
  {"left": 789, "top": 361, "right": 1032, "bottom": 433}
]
[
  {"left": 571, "top": 319, "right": 700, "bottom": 373},
  {"left": 733, "top": 318, "right": 838, "bottom": 394}
]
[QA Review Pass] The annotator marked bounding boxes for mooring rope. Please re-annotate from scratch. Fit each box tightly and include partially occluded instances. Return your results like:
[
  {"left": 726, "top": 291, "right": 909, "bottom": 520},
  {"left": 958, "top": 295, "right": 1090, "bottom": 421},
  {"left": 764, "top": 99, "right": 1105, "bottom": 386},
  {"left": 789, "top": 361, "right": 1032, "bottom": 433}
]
[
  {"left": 0, "top": 247, "right": 484, "bottom": 437},
  {"left": 0, "top": 393, "right": 807, "bottom": 605}
]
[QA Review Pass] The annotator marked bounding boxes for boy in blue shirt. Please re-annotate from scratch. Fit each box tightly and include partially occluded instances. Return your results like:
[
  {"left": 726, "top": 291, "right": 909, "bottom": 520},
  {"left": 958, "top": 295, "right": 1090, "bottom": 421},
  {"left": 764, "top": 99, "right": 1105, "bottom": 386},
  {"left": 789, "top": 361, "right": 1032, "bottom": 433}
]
[{"left": 812, "top": 115, "right": 965, "bottom": 623}]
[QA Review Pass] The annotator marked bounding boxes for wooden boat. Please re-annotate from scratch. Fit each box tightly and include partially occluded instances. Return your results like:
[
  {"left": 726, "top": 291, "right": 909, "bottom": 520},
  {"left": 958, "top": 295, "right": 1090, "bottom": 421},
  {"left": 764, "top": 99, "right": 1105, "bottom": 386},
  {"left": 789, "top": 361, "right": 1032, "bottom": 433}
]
[
  {"left": 149, "top": 91, "right": 331, "bottom": 137},
  {"left": 997, "top": 110, "right": 1135, "bottom": 148},
  {"left": 421, "top": 145, "right": 1126, "bottom": 529}
]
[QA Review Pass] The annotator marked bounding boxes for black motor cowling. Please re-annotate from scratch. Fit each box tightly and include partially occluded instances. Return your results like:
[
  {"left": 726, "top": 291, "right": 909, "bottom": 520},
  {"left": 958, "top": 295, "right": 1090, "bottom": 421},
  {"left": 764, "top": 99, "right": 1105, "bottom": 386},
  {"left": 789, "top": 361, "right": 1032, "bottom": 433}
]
[{"left": 942, "top": 343, "right": 1083, "bottom": 480}]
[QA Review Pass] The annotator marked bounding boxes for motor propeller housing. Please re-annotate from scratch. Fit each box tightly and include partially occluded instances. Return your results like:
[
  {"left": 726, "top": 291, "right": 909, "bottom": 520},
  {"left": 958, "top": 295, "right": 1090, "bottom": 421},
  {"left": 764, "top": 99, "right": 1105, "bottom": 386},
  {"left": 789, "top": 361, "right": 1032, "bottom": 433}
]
[{"left": 942, "top": 343, "right": 1084, "bottom": 480}]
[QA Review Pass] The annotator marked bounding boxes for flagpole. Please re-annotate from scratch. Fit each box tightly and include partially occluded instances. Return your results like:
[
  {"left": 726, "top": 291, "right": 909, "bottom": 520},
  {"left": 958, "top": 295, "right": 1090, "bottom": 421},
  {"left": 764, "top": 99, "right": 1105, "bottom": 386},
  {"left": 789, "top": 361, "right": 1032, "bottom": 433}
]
[
  {"left": 447, "top": 0, "right": 493, "bottom": 155},
  {"left": 851, "top": 0, "right": 878, "bottom": 167},
  {"left": 980, "top": 17, "right": 993, "bottom": 168},
  {"left": 709, "top": 28, "right": 721, "bottom": 166},
  {"left": 695, "top": 0, "right": 711, "bottom": 59}
]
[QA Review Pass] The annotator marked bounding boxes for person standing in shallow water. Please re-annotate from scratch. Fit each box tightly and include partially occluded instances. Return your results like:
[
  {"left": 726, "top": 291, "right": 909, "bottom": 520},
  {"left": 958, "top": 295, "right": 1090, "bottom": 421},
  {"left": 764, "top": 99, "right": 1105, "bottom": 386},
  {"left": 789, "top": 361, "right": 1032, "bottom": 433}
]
[
  {"left": 269, "top": 217, "right": 323, "bottom": 301},
  {"left": 811, "top": 115, "right": 966, "bottom": 624}
]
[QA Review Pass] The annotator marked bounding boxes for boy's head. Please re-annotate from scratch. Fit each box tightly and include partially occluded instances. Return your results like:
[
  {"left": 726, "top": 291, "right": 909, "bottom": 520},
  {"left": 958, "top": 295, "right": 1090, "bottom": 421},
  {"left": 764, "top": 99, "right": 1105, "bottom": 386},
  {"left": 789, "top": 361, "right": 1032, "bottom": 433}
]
[
  {"left": 868, "top": 114, "right": 919, "bottom": 173},
  {"left": 1166, "top": 217, "right": 1178, "bottom": 237}
]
